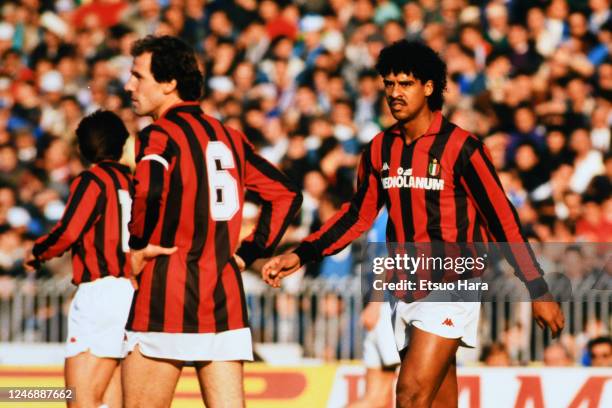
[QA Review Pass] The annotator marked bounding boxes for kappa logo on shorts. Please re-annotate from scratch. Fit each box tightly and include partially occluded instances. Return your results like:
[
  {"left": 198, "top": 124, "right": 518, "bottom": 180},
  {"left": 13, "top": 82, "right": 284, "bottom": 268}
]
[{"left": 442, "top": 318, "right": 454, "bottom": 327}]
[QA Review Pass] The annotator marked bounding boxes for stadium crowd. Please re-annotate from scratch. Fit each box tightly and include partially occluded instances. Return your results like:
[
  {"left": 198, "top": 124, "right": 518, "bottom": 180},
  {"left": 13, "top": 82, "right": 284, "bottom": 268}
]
[{"left": 0, "top": 0, "right": 610, "bottom": 366}]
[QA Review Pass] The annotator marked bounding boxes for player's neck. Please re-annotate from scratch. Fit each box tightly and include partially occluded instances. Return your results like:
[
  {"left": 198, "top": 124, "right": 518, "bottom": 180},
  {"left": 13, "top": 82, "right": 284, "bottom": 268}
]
[
  {"left": 152, "top": 95, "right": 185, "bottom": 120},
  {"left": 400, "top": 108, "right": 434, "bottom": 142}
]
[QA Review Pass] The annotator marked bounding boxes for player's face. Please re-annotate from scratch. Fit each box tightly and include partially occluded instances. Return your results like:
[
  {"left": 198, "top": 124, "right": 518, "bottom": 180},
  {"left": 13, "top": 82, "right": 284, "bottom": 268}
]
[
  {"left": 124, "top": 52, "right": 168, "bottom": 118},
  {"left": 382, "top": 72, "right": 433, "bottom": 122}
]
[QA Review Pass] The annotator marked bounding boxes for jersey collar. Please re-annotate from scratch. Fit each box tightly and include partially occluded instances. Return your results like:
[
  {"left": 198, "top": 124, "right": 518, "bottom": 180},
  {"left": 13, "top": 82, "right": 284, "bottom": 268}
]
[
  {"left": 389, "top": 110, "right": 444, "bottom": 140},
  {"left": 158, "top": 101, "right": 202, "bottom": 119}
]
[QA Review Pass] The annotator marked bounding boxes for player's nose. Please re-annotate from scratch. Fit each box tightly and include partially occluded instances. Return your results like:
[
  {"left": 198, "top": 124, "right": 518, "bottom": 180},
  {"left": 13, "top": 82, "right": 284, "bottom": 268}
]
[{"left": 124, "top": 78, "right": 134, "bottom": 93}]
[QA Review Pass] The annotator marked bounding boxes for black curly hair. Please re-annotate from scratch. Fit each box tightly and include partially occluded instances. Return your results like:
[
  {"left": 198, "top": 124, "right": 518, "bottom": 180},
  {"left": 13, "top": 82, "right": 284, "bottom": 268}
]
[
  {"left": 131, "top": 35, "right": 203, "bottom": 101},
  {"left": 375, "top": 40, "right": 447, "bottom": 111}
]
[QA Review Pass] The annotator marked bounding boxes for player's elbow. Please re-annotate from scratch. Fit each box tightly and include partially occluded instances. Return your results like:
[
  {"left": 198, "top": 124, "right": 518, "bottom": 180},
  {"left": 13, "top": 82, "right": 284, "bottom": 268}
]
[{"left": 147, "top": 180, "right": 165, "bottom": 204}]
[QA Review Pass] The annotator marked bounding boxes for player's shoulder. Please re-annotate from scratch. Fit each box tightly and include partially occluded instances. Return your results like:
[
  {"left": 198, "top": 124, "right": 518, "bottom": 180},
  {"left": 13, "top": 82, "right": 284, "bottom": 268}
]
[
  {"left": 70, "top": 168, "right": 105, "bottom": 194},
  {"left": 363, "top": 126, "right": 392, "bottom": 163},
  {"left": 90, "top": 161, "right": 133, "bottom": 183},
  {"left": 140, "top": 123, "right": 171, "bottom": 139},
  {"left": 446, "top": 120, "right": 483, "bottom": 154}
]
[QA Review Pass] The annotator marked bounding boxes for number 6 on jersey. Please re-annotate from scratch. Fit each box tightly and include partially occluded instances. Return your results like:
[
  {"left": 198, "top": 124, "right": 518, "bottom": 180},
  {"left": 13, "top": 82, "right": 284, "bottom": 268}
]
[{"left": 206, "top": 141, "right": 239, "bottom": 221}]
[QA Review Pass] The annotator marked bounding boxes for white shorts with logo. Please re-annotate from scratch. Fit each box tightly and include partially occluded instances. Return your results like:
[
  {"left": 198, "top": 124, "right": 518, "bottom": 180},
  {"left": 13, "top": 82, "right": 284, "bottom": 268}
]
[
  {"left": 124, "top": 328, "right": 253, "bottom": 361},
  {"left": 393, "top": 300, "right": 480, "bottom": 350},
  {"left": 363, "top": 302, "right": 401, "bottom": 368},
  {"left": 66, "top": 276, "right": 134, "bottom": 359}
]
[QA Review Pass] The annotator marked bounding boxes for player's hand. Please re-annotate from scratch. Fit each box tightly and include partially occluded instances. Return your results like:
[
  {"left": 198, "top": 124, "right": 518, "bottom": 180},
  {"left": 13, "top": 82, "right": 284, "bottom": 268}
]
[
  {"left": 234, "top": 254, "right": 246, "bottom": 272},
  {"left": 131, "top": 244, "right": 178, "bottom": 276},
  {"left": 532, "top": 293, "right": 565, "bottom": 338},
  {"left": 23, "top": 251, "right": 40, "bottom": 272},
  {"left": 360, "top": 302, "right": 381, "bottom": 331},
  {"left": 129, "top": 276, "right": 139, "bottom": 290},
  {"left": 261, "top": 253, "right": 301, "bottom": 288}
]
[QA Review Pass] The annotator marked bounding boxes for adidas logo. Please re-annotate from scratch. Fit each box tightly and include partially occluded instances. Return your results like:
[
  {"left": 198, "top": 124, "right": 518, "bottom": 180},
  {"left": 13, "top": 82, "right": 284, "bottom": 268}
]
[
  {"left": 442, "top": 318, "right": 454, "bottom": 327},
  {"left": 382, "top": 162, "right": 390, "bottom": 171}
]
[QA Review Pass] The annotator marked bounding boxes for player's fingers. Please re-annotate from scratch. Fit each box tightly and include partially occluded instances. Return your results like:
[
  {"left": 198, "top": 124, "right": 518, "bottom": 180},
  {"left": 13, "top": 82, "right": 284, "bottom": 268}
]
[
  {"left": 160, "top": 246, "right": 178, "bottom": 255},
  {"left": 264, "top": 273, "right": 275, "bottom": 285},
  {"left": 555, "top": 314, "right": 565, "bottom": 335},
  {"left": 146, "top": 245, "right": 178, "bottom": 258},
  {"left": 262, "top": 258, "right": 278, "bottom": 274},
  {"left": 550, "top": 322, "right": 561, "bottom": 338},
  {"left": 131, "top": 257, "right": 146, "bottom": 275}
]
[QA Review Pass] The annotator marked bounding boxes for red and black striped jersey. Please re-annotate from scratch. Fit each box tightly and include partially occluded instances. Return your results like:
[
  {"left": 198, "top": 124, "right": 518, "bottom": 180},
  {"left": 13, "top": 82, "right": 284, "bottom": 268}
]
[
  {"left": 33, "top": 161, "right": 134, "bottom": 285},
  {"left": 294, "top": 111, "right": 548, "bottom": 298},
  {"left": 127, "top": 102, "right": 302, "bottom": 333}
]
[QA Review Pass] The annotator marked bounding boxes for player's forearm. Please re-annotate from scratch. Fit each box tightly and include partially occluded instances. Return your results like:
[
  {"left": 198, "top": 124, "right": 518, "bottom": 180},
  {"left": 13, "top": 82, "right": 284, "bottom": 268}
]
[
  {"left": 236, "top": 189, "right": 302, "bottom": 267},
  {"left": 293, "top": 201, "right": 371, "bottom": 265},
  {"left": 294, "top": 172, "right": 380, "bottom": 265},
  {"left": 462, "top": 146, "right": 548, "bottom": 295},
  {"left": 33, "top": 178, "right": 100, "bottom": 261},
  {"left": 33, "top": 230, "right": 74, "bottom": 261}
]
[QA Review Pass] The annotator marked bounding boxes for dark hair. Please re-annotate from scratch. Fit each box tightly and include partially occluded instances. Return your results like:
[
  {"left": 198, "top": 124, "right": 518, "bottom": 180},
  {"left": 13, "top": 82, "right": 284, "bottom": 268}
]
[
  {"left": 588, "top": 336, "right": 612, "bottom": 358},
  {"left": 76, "top": 110, "right": 129, "bottom": 163},
  {"left": 375, "top": 40, "right": 447, "bottom": 110},
  {"left": 131, "top": 35, "right": 203, "bottom": 101}
]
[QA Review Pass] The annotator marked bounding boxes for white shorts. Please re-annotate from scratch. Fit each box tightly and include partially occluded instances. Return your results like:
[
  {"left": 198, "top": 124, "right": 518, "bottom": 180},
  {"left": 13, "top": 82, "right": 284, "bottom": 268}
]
[
  {"left": 66, "top": 276, "right": 134, "bottom": 359},
  {"left": 124, "top": 328, "right": 254, "bottom": 361},
  {"left": 393, "top": 300, "right": 480, "bottom": 350},
  {"left": 363, "top": 303, "right": 401, "bottom": 368}
]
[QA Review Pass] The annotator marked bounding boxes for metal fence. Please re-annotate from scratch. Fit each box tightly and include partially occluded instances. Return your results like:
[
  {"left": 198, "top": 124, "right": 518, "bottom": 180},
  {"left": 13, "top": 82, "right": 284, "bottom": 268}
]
[{"left": 0, "top": 276, "right": 610, "bottom": 362}]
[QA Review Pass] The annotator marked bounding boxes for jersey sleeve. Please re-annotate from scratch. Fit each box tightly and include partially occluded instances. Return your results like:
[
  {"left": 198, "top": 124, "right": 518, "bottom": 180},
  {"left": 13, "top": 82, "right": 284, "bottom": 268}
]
[
  {"left": 293, "top": 143, "right": 385, "bottom": 265},
  {"left": 33, "top": 173, "right": 102, "bottom": 261},
  {"left": 128, "top": 126, "right": 175, "bottom": 250},
  {"left": 235, "top": 136, "right": 303, "bottom": 267},
  {"left": 460, "top": 139, "right": 548, "bottom": 298}
]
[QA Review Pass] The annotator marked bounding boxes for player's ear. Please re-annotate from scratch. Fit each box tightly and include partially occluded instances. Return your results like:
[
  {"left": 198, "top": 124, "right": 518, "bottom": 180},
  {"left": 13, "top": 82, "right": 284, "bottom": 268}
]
[
  {"left": 162, "top": 79, "right": 178, "bottom": 95},
  {"left": 424, "top": 80, "right": 434, "bottom": 97}
]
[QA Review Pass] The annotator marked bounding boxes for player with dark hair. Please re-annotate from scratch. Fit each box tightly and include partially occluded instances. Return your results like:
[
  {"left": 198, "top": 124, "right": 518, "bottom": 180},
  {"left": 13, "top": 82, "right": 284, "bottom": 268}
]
[
  {"left": 123, "top": 35, "right": 302, "bottom": 407},
  {"left": 263, "top": 40, "right": 564, "bottom": 407},
  {"left": 24, "top": 110, "right": 134, "bottom": 408}
]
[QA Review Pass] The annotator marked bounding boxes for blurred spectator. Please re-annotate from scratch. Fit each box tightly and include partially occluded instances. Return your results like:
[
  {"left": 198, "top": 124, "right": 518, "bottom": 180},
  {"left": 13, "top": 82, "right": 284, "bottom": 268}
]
[
  {"left": 544, "top": 342, "right": 574, "bottom": 366},
  {"left": 586, "top": 336, "right": 612, "bottom": 367},
  {"left": 481, "top": 342, "right": 513, "bottom": 366},
  {"left": 569, "top": 127, "right": 605, "bottom": 194}
]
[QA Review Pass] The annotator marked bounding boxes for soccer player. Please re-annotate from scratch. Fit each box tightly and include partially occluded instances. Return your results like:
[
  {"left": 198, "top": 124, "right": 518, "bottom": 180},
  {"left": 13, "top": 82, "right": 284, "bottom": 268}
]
[
  {"left": 122, "top": 35, "right": 302, "bottom": 407},
  {"left": 262, "top": 40, "right": 565, "bottom": 407},
  {"left": 24, "top": 110, "right": 134, "bottom": 408}
]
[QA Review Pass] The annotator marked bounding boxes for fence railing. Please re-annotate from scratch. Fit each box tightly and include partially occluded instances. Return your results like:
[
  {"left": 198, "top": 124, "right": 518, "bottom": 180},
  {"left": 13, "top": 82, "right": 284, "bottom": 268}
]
[{"left": 0, "top": 276, "right": 609, "bottom": 362}]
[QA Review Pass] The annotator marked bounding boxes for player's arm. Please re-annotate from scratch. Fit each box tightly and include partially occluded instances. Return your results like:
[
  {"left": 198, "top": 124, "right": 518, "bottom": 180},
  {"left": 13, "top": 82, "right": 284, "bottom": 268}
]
[
  {"left": 234, "top": 136, "right": 303, "bottom": 268},
  {"left": 128, "top": 126, "right": 177, "bottom": 274},
  {"left": 128, "top": 126, "right": 174, "bottom": 250},
  {"left": 460, "top": 139, "right": 564, "bottom": 336},
  {"left": 26, "top": 173, "right": 102, "bottom": 269},
  {"left": 263, "top": 144, "right": 384, "bottom": 286}
]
